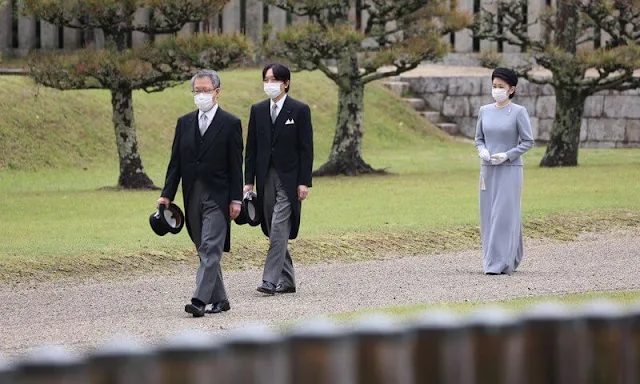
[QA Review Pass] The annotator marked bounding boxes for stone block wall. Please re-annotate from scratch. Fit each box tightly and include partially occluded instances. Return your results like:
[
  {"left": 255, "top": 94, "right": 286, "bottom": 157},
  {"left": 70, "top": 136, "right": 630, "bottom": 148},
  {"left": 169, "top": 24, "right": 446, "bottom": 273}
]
[{"left": 399, "top": 75, "right": 640, "bottom": 148}]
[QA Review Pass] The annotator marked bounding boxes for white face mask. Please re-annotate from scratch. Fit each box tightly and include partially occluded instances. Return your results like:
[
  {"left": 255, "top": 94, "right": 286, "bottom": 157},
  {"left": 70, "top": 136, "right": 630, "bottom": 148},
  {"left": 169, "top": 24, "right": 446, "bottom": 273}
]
[
  {"left": 491, "top": 88, "right": 509, "bottom": 103},
  {"left": 264, "top": 82, "right": 283, "bottom": 99},
  {"left": 194, "top": 93, "right": 215, "bottom": 112}
]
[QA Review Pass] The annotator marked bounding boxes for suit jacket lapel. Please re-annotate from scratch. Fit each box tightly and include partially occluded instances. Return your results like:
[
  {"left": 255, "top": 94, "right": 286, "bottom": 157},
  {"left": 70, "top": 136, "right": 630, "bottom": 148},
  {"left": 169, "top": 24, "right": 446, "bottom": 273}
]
[
  {"left": 273, "top": 97, "right": 292, "bottom": 143},
  {"left": 198, "top": 108, "right": 225, "bottom": 158},
  {"left": 185, "top": 111, "right": 198, "bottom": 154},
  {"left": 260, "top": 101, "right": 273, "bottom": 143}
]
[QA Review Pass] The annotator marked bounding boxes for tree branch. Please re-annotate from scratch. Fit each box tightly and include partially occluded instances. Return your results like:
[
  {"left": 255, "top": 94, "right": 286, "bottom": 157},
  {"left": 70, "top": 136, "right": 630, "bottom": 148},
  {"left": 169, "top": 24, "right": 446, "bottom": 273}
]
[
  {"left": 473, "top": 0, "right": 546, "bottom": 52},
  {"left": 608, "top": 76, "right": 640, "bottom": 91},
  {"left": 520, "top": 73, "right": 555, "bottom": 85},
  {"left": 316, "top": 61, "right": 342, "bottom": 85},
  {"left": 363, "top": 0, "right": 396, "bottom": 36},
  {"left": 580, "top": 0, "right": 640, "bottom": 48},
  {"left": 580, "top": 70, "right": 638, "bottom": 93},
  {"left": 505, "top": 62, "right": 555, "bottom": 85},
  {"left": 140, "top": 77, "right": 189, "bottom": 93},
  {"left": 263, "top": 0, "right": 349, "bottom": 28},
  {"left": 263, "top": 0, "right": 330, "bottom": 18},
  {"left": 361, "top": 62, "right": 419, "bottom": 84}
]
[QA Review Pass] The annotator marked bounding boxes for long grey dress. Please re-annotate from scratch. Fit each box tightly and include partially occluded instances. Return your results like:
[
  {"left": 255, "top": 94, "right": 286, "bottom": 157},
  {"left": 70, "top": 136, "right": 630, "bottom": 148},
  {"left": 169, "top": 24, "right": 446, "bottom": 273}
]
[{"left": 475, "top": 103, "right": 534, "bottom": 274}]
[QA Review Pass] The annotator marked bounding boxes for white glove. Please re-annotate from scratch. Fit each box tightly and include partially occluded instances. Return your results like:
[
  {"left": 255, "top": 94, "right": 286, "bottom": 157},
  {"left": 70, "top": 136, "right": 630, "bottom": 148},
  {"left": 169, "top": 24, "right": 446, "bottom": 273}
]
[
  {"left": 490, "top": 152, "right": 508, "bottom": 165},
  {"left": 478, "top": 148, "right": 491, "bottom": 162}
]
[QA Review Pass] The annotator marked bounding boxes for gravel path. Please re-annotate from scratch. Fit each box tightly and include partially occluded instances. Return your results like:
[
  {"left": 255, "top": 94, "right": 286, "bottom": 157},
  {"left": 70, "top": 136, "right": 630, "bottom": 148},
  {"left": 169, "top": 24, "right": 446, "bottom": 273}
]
[{"left": 1, "top": 230, "right": 639, "bottom": 361}]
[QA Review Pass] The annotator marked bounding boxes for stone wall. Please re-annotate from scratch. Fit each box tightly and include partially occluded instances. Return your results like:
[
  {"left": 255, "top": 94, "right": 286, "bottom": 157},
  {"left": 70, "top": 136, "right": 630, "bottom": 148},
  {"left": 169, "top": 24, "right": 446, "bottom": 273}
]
[{"left": 399, "top": 75, "right": 640, "bottom": 148}]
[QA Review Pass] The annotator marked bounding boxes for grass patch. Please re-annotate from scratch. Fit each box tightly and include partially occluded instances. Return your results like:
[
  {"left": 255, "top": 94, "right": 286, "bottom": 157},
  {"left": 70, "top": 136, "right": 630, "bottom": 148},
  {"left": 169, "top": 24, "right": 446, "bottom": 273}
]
[
  {"left": 334, "top": 290, "right": 640, "bottom": 320},
  {"left": 0, "top": 70, "right": 445, "bottom": 172},
  {"left": 1, "top": 69, "right": 640, "bottom": 284}
]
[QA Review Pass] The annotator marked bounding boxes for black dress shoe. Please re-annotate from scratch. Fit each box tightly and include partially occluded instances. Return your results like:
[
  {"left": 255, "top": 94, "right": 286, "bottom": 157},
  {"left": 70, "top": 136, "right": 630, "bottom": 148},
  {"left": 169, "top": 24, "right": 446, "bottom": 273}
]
[
  {"left": 184, "top": 302, "right": 205, "bottom": 317},
  {"left": 275, "top": 284, "right": 296, "bottom": 294},
  {"left": 257, "top": 281, "right": 276, "bottom": 295},
  {"left": 206, "top": 300, "right": 231, "bottom": 314}
]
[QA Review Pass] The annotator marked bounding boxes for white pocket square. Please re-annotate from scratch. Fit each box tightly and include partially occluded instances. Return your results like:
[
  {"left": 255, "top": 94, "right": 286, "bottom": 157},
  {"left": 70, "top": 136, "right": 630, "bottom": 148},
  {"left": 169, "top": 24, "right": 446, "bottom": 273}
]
[{"left": 285, "top": 119, "right": 295, "bottom": 125}]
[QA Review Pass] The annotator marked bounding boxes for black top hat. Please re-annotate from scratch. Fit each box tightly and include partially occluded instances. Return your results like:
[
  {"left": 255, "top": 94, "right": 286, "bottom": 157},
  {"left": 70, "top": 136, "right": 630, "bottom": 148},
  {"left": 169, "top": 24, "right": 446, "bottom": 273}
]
[
  {"left": 234, "top": 191, "right": 261, "bottom": 227},
  {"left": 149, "top": 203, "right": 185, "bottom": 236}
]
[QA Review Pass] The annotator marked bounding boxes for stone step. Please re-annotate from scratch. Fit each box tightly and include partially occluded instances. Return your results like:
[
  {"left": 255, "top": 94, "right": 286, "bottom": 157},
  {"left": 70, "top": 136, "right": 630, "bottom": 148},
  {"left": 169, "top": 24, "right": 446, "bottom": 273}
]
[
  {"left": 437, "top": 123, "right": 460, "bottom": 136},
  {"left": 402, "top": 98, "right": 426, "bottom": 111},
  {"left": 421, "top": 111, "right": 442, "bottom": 123},
  {"left": 382, "top": 81, "right": 409, "bottom": 97},
  {"left": 0, "top": 68, "right": 28, "bottom": 75}
]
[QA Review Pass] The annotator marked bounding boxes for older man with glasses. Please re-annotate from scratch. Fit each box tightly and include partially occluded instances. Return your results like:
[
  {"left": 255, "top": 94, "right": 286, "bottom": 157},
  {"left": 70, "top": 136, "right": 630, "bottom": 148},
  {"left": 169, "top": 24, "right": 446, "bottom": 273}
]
[{"left": 157, "top": 69, "right": 244, "bottom": 317}]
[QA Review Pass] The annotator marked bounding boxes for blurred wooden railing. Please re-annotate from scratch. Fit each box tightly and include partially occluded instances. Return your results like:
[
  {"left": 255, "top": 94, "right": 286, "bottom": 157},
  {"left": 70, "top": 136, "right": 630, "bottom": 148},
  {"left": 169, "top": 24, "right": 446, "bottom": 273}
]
[{"left": 1, "top": 300, "right": 639, "bottom": 383}]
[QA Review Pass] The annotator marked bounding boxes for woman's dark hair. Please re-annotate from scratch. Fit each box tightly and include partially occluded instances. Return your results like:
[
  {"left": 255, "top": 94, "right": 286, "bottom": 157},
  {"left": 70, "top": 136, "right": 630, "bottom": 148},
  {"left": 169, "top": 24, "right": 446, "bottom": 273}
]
[
  {"left": 492, "top": 67, "right": 517, "bottom": 99},
  {"left": 262, "top": 63, "right": 291, "bottom": 93}
]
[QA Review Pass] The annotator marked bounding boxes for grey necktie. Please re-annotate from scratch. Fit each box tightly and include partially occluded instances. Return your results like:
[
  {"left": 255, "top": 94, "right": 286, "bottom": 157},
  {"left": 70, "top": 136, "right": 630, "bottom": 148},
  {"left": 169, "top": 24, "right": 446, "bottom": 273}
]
[
  {"left": 199, "top": 114, "right": 208, "bottom": 136},
  {"left": 271, "top": 104, "right": 278, "bottom": 124}
]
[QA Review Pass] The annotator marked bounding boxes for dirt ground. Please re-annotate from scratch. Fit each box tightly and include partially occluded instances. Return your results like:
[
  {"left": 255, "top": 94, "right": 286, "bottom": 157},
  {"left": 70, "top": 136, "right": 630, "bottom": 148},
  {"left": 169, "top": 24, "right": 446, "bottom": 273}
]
[{"left": 1, "top": 230, "right": 639, "bottom": 362}]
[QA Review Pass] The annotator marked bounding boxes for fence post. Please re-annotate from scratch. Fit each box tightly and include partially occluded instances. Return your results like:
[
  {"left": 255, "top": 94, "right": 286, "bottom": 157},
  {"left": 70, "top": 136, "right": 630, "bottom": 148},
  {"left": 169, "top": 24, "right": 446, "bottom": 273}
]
[
  {"left": 0, "top": 1, "right": 13, "bottom": 53},
  {"left": 287, "top": 318, "right": 355, "bottom": 384},
  {"left": 629, "top": 302, "right": 640, "bottom": 384},
  {"left": 14, "top": 345, "right": 89, "bottom": 384},
  {"left": 522, "top": 302, "right": 587, "bottom": 384},
  {"left": 155, "top": 331, "right": 225, "bottom": 384},
  {"left": 580, "top": 300, "right": 631, "bottom": 384},
  {"left": 245, "top": 0, "right": 263, "bottom": 47},
  {"left": 88, "top": 335, "right": 158, "bottom": 384},
  {"left": 0, "top": 353, "right": 14, "bottom": 384},
  {"left": 467, "top": 306, "right": 523, "bottom": 384},
  {"left": 222, "top": 0, "right": 241, "bottom": 34},
  {"left": 410, "top": 309, "right": 471, "bottom": 384},
  {"left": 223, "top": 323, "right": 289, "bottom": 384},
  {"left": 352, "top": 314, "right": 412, "bottom": 384}
]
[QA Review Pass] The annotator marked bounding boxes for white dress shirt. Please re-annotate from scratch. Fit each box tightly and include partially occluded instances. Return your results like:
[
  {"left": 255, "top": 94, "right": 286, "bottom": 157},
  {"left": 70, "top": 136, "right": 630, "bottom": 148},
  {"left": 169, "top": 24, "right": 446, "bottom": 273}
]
[
  {"left": 198, "top": 104, "right": 219, "bottom": 135},
  {"left": 198, "top": 104, "right": 241, "bottom": 207},
  {"left": 269, "top": 94, "right": 287, "bottom": 121}
]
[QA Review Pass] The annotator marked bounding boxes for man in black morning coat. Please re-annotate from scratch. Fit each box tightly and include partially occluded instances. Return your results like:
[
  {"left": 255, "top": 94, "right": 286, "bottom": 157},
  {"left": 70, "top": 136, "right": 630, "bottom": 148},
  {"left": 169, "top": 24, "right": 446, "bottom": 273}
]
[
  {"left": 244, "top": 63, "right": 314, "bottom": 295},
  {"left": 158, "top": 69, "right": 243, "bottom": 317}
]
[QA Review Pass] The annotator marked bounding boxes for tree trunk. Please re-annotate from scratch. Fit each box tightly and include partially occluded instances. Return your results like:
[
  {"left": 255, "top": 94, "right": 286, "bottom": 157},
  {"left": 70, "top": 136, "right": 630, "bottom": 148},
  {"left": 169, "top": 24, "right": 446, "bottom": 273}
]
[
  {"left": 110, "top": 87, "right": 157, "bottom": 189},
  {"left": 540, "top": 0, "right": 585, "bottom": 167},
  {"left": 313, "top": 82, "right": 384, "bottom": 176},
  {"left": 555, "top": 0, "right": 579, "bottom": 54},
  {"left": 539, "top": 88, "right": 586, "bottom": 167},
  {"left": 313, "top": 55, "right": 383, "bottom": 176}
]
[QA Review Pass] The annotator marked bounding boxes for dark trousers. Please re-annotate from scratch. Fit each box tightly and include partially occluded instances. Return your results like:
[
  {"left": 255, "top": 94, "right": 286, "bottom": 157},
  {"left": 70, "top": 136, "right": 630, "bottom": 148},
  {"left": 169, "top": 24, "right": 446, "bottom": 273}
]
[
  {"left": 262, "top": 167, "right": 296, "bottom": 287},
  {"left": 187, "top": 180, "right": 228, "bottom": 304}
]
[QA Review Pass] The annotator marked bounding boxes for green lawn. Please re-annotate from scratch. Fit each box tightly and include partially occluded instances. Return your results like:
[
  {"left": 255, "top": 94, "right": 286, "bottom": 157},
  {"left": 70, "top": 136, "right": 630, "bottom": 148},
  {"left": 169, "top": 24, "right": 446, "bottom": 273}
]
[{"left": 1, "top": 70, "right": 640, "bottom": 282}]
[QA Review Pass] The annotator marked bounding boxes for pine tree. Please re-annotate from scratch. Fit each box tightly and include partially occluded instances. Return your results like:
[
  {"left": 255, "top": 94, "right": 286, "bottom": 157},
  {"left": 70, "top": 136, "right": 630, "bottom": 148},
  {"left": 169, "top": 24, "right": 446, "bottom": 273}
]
[
  {"left": 474, "top": 0, "right": 640, "bottom": 167},
  {"left": 23, "top": 0, "right": 250, "bottom": 188},
  {"left": 265, "top": 0, "right": 470, "bottom": 176}
]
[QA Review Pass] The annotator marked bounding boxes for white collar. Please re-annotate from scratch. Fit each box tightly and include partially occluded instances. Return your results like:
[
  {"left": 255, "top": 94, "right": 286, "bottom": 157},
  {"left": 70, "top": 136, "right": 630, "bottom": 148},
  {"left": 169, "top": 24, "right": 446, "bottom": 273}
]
[
  {"left": 270, "top": 94, "right": 287, "bottom": 111},
  {"left": 198, "top": 103, "right": 219, "bottom": 122}
]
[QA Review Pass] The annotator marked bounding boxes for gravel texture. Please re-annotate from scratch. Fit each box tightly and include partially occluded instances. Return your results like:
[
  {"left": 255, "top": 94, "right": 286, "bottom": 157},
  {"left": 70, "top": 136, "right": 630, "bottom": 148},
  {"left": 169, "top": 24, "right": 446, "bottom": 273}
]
[{"left": 1, "top": 230, "right": 639, "bottom": 361}]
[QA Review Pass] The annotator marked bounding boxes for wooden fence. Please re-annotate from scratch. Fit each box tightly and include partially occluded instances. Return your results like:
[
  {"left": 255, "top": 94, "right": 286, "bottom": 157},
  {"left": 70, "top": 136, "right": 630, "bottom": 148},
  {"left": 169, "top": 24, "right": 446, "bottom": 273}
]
[
  {"left": 1, "top": 300, "right": 639, "bottom": 383},
  {"left": 1, "top": 0, "right": 597, "bottom": 59}
]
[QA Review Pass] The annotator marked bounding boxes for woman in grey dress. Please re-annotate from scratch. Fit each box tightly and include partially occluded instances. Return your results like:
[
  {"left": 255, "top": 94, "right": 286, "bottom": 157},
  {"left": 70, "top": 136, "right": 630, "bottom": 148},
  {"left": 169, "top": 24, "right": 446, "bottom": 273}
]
[{"left": 475, "top": 67, "right": 534, "bottom": 275}]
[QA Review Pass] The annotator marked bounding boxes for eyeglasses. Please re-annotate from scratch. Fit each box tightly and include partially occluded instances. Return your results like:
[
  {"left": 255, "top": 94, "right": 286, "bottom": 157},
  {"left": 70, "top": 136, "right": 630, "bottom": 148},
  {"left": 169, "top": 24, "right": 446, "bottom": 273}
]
[{"left": 192, "top": 89, "right": 217, "bottom": 95}]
